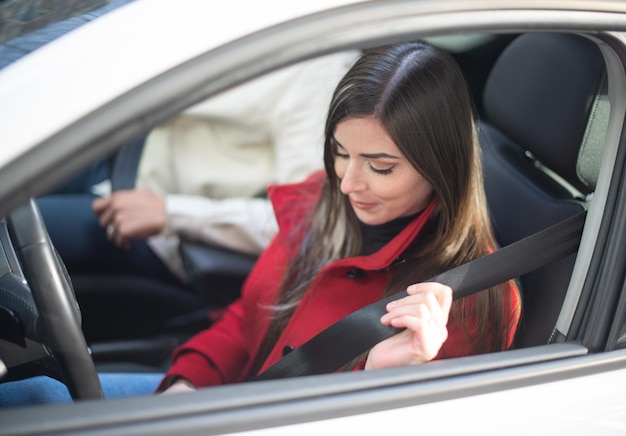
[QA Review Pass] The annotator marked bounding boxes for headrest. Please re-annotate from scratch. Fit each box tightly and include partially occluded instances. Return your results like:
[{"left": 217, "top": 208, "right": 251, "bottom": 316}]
[{"left": 483, "top": 33, "right": 607, "bottom": 194}]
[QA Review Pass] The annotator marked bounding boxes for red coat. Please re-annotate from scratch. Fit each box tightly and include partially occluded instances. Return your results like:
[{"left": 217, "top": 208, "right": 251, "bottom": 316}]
[{"left": 162, "top": 172, "right": 521, "bottom": 388}]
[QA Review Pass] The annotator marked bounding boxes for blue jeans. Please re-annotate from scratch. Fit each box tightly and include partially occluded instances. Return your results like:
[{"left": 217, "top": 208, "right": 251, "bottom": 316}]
[{"left": 0, "top": 373, "right": 163, "bottom": 407}]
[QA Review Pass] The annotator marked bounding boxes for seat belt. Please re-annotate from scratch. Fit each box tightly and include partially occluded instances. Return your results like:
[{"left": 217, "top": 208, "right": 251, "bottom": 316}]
[
  {"left": 255, "top": 211, "right": 586, "bottom": 381},
  {"left": 110, "top": 135, "right": 147, "bottom": 191}
]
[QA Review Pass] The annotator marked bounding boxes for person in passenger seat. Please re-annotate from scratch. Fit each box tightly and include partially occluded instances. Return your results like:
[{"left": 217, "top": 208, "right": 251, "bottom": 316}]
[
  {"left": 0, "top": 41, "right": 521, "bottom": 405},
  {"left": 37, "top": 51, "right": 359, "bottom": 288}
]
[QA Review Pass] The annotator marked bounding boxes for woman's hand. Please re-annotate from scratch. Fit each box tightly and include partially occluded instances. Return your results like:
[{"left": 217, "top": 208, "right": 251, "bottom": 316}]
[
  {"left": 92, "top": 187, "right": 166, "bottom": 250},
  {"left": 160, "top": 378, "right": 196, "bottom": 395},
  {"left": 365, "top": 282, "right": 453, "bottom": 370}
]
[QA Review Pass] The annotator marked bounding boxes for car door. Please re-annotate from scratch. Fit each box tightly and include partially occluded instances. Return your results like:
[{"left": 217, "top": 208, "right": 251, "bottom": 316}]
[{"left": 2, "top": 1, "right": 626, "bottom": 435}]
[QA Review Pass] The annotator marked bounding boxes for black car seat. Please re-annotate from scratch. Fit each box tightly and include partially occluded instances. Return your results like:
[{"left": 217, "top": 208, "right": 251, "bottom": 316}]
[{"left": 479, "top": 32, "right": 608, "bottom": 349}]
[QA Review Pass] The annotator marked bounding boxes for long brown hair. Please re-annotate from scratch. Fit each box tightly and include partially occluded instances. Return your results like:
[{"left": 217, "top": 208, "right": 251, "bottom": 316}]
[{"left": 252, "top": 42, "right": 517, "bottom": 374}]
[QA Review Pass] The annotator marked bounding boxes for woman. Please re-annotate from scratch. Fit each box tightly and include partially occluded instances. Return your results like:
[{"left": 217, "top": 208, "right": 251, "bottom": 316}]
[
  {"left": 0, "top": 41, "right": 521, "bottom": 404},
  {"left": 161, "top": 41, "right": 521, "bottom": 392}
]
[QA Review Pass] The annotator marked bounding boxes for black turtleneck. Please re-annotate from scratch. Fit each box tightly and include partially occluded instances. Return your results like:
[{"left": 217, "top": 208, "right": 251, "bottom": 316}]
[{"left": 358, "top": 212, "right": 420, "bottom": 256}]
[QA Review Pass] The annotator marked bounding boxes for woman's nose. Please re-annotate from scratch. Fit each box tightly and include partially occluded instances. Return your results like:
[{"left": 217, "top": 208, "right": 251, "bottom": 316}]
[{"left": 340, "top": 164, "right": 365, "bottom": 194}]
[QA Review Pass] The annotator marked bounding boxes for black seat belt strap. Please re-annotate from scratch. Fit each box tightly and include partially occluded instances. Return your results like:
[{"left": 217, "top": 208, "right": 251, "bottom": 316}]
[{"left": 255, "top": 211, "right": 586, "bottom": 380}]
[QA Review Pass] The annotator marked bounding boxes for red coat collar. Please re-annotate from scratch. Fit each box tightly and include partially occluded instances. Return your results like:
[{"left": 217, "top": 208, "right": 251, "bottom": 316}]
[{"left": 268, "top": 171, "right": 438, "bottom": 271}]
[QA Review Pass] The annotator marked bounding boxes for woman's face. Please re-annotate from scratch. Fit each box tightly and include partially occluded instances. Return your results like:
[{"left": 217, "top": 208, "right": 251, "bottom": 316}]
[{"left": 333, "top": 116, "right": 434, "bottom": 225}]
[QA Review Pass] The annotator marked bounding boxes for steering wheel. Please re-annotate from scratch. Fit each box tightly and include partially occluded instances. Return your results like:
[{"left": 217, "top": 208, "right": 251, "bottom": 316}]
[{"left": 6, "top": 199, "right": 103, "bottom": 400}]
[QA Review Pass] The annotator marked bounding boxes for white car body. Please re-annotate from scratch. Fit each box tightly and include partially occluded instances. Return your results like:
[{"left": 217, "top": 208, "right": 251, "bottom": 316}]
[
  {"left": 0, "top": 0, "right": 360, "bottom": 166},
  {"left": 238, "top": 367, "right": 626, "bottom": 435}
]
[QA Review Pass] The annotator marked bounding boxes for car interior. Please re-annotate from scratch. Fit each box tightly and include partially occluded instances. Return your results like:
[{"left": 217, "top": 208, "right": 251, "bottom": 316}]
[{"left": 0, "top": 29, "right": 609, "bottom": 400}]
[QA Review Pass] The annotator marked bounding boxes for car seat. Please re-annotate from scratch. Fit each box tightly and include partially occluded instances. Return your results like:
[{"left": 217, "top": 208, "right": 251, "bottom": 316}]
[{"left": 479, "top": 32, "right": 608, "bottom": 348}]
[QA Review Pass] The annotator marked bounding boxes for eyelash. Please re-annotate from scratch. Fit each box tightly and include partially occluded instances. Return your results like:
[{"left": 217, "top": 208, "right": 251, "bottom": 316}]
[
  {"left": 369, "top": 164, "right": 394, "bottom": 175},
  {"left": 332, "top": 146, "right": 395, "bottom": 175}
]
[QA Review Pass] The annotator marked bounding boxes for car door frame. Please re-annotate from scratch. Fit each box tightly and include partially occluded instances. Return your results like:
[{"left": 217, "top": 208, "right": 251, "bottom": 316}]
[{"left": 2, "top": 1, "right": 626, "bottom": 435}]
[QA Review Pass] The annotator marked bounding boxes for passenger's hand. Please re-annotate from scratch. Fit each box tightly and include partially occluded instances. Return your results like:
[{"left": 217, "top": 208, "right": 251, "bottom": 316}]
[
  {"left": 161, "top": 378, "right": 196, "bottom": 395},
  {"left": 365, "top": 282, "right": 452, "bottom": 370},
  {"left": 92, "top": 187, "right": 166, "bottom": 250}
]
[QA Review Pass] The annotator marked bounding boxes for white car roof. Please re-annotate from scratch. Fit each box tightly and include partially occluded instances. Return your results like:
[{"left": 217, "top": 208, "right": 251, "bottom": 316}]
[{"left": 0, "top": 0, "right": 361, "bottom": 169}]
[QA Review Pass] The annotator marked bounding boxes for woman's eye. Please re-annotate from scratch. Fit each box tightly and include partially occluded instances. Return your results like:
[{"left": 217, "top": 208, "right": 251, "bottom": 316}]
[{"left": 369, "top": 163, "right": 395, "bottom": 175}]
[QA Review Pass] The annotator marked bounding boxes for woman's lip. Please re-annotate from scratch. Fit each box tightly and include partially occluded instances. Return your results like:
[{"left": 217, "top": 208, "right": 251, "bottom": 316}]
[{"left": 350, "top": 199, "right": 377, "bottom": 210}]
